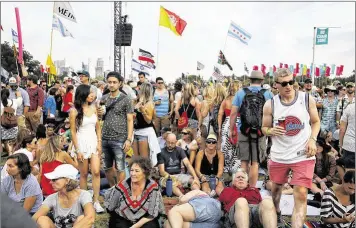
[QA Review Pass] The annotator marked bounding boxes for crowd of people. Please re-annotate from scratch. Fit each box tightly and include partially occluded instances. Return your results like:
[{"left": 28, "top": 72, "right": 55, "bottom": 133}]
[{"left": 0, "top": 68, "right": 354, "bottom": 228}]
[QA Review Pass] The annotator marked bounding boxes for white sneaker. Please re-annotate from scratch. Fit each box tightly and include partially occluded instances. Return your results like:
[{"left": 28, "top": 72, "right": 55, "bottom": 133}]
[{"left": 94, "top": 201, "right": 105, "bottom": 213}]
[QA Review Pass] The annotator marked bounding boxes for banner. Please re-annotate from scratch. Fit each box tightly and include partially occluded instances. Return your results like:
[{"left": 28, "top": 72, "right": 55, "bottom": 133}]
[
  {"left": 54, "top": 2, "right": 77, "bottom": 23},
  {"left": 315, "top": 28, "right": 328, "bottom": 45}
]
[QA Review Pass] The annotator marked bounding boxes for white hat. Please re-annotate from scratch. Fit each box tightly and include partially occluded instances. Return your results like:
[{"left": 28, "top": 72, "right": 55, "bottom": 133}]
[
  {"left": 207, "top": 133, "right": 217, "bottom": 141},
  {"left": 44, "top": 164, "right": 78, "bottom": 180},
  {"left": 263, "top": 84, "right": 271, "bottom": 90},
  {"left": 8, "top": 77, "right": 17, "bottom": 85}
]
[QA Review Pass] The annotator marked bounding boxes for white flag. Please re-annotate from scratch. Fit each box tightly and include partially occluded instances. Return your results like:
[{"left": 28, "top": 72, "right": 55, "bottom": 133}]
[
  {"left": 228, "top": 21, "right": 252, "bottom": 45},
  {"left": 197, "top": 61, "right": 205, "bottom": 70},
  {"left": 53, "top": 2, "right": 77, "bottom": 23},
  {"left": 131, "top": 59, "right": 151, "bottom": 76},
  {"left": 11, "top": 29, "right": 18, "bottom": 43},
  {"left": 52, "top": 15, "right": 74, "bottom": 38}
]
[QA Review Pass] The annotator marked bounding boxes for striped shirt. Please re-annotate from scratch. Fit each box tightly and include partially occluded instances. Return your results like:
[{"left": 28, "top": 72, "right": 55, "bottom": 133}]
[
  {"left": 321, "top": 97, "right": 338, "bottom": 124},
  {"left": 321, "top": 188, "right": 355, "bottom": 228},
  {"left": 154, "top": 89, "right": 170, "bottom": 117}
]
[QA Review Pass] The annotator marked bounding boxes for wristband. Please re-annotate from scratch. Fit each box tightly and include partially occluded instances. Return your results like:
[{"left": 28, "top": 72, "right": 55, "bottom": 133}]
[{"left": 126, "top": 139, "right": 132, "bottom": 143}]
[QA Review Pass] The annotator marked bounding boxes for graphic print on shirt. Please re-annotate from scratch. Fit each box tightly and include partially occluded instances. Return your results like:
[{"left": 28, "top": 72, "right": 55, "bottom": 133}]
[
  {"left": 284, "top": 116, "right": 305, "bottom": 136},
  {"left": 54, "top": 214, "right": 77, "bottom": 227},
  {"left": 166, "top": 157, "right": 180, "bottom": 173}
]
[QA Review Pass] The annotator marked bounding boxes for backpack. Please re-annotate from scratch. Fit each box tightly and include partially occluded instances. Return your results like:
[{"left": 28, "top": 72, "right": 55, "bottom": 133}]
[
  {"left": 209, "top": 104, "right": 225, "bottom": 134},
  {"left": 239, "top": 88, "right": 267, "bottom": 163},
  {"left": 1, "top": 100, "right": 18, "bottom": 129}
]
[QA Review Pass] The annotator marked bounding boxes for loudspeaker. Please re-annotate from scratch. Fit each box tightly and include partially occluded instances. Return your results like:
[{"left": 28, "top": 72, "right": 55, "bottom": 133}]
[{"left": 115, "top": 23, "right": 133, "bottom": 46}]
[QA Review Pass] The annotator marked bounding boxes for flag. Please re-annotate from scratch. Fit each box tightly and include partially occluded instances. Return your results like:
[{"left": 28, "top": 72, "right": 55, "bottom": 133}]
[
  {"left": 339, "top": 65, "right": 344, "bottom": 75},
  {"left": 11, "top": 29, "right": 19, "bottom": 43},
  {"left": 212, "top": 66, "right": 224, "bottom": 81},
  {"left": 252, "top": 65, "right": 258, "bottom": 70},
  {"left": 289, "top": 65, "right": 294, "bottom": 75},
  {"left": 302, "top": 65, "right": 307, "bottom": 75},
  {"left": 336, "top": 66, "right": 340, "bottom": 76},
  {"left": 218, "top": 50, "right": 233, "bottom": 71},
  {"left": 159, "top": 6, "right": 187, "bottom": 36},
  {"left": 146, "top": 62, "right": 156, "bottom": 69},
  {"left": 244, "top": 62, "right": 249, "bottom": 75},
  {"left": 284, "top": 64, "right": 288, "bottom": 69},
  {"left": 52, "top": 15, "right": 74, "bottom": 38},
  {"left": 131, "top": 59, "right": 151, "bottom": 76},
  {"left": 296, "top": 63, "right": 299, "bottom": 73},
  {"left": 46, "top": 55, "right": 57, "bottom": 75},
  {"left": 138, "top": 48, "right": 155, "bottom": 64},
  {"left": 279, "top": 63, "right": 283, "bottom": 68},
  {"left": 227, "top": 21, "right": 252, "bottom": 45},
  {"left": 261, "top": 64, "right": 266, "bottom": 75},
  {"left": 0, "top": 25, "right": 3, "bottom": 31},
  {"left": 197, "top": 61, "right": 205, "bottom": 70},
  {"left": 331, "top": 64, "right": 336, "bottom": 74},
  {"left": 315, "top": 67, "right": 320, "bottom": 77},
  {"left": 273, "top": 65, "right": 276, "bottom": 72},
  {"left": 325, "top": 66, "right": 331, "bottom": 77},
  {"left": 269, "top": 67, "right": 273, "bottom": 76},
  {"left": 40, "top": 64, "right": 44, "bottom": 73},
  {"left": 293, "top": 68, "right": 297, "bottom": 77},
  {"left": 307, "top": 69, "right": 310, "bottom": 78},
  {"left": 53, "top": 2, "right": 77, "bottom": 23}
]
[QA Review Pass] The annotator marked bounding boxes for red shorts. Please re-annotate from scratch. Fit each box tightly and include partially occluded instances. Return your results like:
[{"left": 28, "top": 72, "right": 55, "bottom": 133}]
[{"left": 268, "top": 160, "right": 315, "bottom": 189}]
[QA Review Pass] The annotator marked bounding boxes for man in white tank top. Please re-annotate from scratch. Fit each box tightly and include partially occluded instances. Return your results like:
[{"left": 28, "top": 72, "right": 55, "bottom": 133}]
[{"left": 261, "top": 68, "right": 321, "bottom": 227}]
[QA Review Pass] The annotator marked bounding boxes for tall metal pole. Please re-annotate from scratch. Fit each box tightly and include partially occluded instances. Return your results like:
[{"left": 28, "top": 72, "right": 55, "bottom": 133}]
[
  {"left": 311, "top": 26, "right": 316, "bottom": 85},
  {"left": 114, "top": 2, "right": 122, "bottom": 74}
]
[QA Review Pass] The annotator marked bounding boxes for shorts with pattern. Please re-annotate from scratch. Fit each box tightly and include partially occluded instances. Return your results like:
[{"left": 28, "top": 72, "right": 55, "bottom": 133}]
[
  {"left": 101, "top": 139, "right": 125, "bottom": 172},
  {"left": 225, "top": 204, "right": 262, "bottom": 228},
  {"left": 189, "top": 196, "right": 221, "bottom": 228}
]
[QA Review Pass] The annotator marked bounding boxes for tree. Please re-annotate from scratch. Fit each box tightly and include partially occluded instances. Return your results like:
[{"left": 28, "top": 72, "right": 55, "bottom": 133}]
[{"left": 1, "top": 41, "right": 41, "bottom": 76}]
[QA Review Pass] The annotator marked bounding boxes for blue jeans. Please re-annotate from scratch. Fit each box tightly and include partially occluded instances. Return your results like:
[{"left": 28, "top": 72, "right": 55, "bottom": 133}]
[{"left": 102, "top": 140, "right": 125, "bottom": 172}]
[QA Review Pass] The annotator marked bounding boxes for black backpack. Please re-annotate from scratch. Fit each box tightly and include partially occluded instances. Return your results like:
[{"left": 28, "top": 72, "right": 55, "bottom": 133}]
[
  {"left": 209, "top": 103, "right": 225, "bottom": 134},
  {"left": 239, "top": 88, "right": 267, "bottom": 162}
]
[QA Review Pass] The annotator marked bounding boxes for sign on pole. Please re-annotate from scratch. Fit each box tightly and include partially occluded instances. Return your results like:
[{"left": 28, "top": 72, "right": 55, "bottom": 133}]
[{"left": 316, "top": 28, "right": 329, "bottom": 45}]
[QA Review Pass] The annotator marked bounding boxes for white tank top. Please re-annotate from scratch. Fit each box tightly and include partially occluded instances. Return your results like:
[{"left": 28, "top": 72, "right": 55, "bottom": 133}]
[{"left": 270, "top": 91, "right": 315, "bottom": 164}]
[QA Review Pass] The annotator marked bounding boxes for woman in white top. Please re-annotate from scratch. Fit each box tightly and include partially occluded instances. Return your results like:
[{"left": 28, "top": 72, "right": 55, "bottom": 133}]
[
  {"left": 70, "top": 84, "right": 104, "bottom": 213},
  {"left": 1, "top": 88, "right": 23, "bottom": 155}
]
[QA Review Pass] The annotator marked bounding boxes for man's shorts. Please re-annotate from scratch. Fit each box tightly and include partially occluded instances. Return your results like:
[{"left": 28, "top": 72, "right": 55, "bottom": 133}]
[
  {"left": 269, "top": 160, "right": 315, "bottom": 189},
  {"left": 159, "top": 174, "right": 192, "bottom": 188},
  {"left": 226, "top": 203, "right": 262, "bottom": 228},
  {"left": 188, "top": 196, "right": 221, "bottom": 228},
  {"left": 237, "top": 133, "right": 267, "bottom": 162},
  {"left": 336, "top": 149, "right": 355, "bottom": 169},
  {"left": 101, "top": 139, "right": 125, "bottom": 172}
]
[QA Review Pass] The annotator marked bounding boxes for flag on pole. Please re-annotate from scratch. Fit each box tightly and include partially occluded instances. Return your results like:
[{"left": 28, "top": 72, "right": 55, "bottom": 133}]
[
  {"left": 269, "top": 67, "right": 273, "bottom": 76},
  {"left": 197, "top": 61, "right": 205, "bottom": 70},
  {"left": 138, "top": 48, "right": 155, "bottom": 64},
  {"left": 52, "top": 15, "right": 74, "bottom": 38},
  {"left": 53, "top": 2, "right": 77, "bottom": 23},
  {"left": 46, "top": 55, "right": 57, "bottom": 75},
  {"left": 244, "top": 62, "right": 249, "bottom": 75},
  {"left": 212, "top": 66, "right": 224, "bottom": 81},
  {"left": 331, "top": 64, "right": 336, "bottom": 75},
  {"left": 159, "top": 6, "right": 187, "bottom": 36},
  {"left": 325, "top": 66, "right": 331, "bottom": 77},
  {"left": 11, "top": 29, "right": 19, "bottom": 43},
  {"left": 273, "top": 65, "right": 276, "bottom": 72},
  {"left": 261, "top": 64, "right": 266, "bottom": 75},
  {"left": 227, "top": 21, "right": 252, "bottom": 45},
  {"left": 315, "top": 67, "right": 320, "bottom": 77},
  {"left": 218, "top": 50, "right": 233, "bottom": 71},
  {"left": 132, "top": 59, "right": 151, "bottom": 76}
]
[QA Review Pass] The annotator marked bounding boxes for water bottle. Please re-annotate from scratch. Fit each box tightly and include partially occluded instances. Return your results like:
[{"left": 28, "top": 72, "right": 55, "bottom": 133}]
[
  {"left": 166, "top": 176, "right": 173, "bottom": 197},
  {"left": 209, "top": 175, "right": 216, "bottom": 190}
]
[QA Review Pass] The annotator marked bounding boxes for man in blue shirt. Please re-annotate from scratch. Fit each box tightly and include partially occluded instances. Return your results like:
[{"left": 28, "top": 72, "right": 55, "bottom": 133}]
[{"left": 229, "top": 70, "right": 273, "bottom": 187}]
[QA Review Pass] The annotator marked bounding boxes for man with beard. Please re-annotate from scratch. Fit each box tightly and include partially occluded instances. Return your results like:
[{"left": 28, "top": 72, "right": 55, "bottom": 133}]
[
  {"left": 336, "top": 82, "right": 355, "bottom": 127},
  {"left": 157, "top": 133, "right": 200, "bottom": 197},
  {"left": 100, "top": 71, "right": 134, "bottom": 186}
]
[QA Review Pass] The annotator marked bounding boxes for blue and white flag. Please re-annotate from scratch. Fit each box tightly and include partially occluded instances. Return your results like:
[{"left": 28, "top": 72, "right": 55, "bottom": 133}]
[
  {"left": 11, "top": 29, "right": 18, "bottom": 43},
  {"left": 132, "top": 59, "right": 151, "bottom": 76},
  {"left": 52, "top": 15, "right": 74, "bottom": 38},
  {"left": 228, "top": 21, "right": 252, "bottom": 45}
]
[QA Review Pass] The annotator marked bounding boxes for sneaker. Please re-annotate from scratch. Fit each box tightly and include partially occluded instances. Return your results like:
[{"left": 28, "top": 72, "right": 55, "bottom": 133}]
[
  {"left": 277, "top": 211, "right": 285, "bottom": 228},
  {"left": 94, "top": 201, "right": 105, "bottom": 213}
]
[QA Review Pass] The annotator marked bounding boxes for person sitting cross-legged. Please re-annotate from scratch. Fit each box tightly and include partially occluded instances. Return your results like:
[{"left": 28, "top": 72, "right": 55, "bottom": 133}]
[
  {"left": 217, "top": 169, "right": 277, "bottom": 228},
  {"left": 157, "top": 133, "right": 200, "bottom": 197},
  {"left": 164, "top": 190, "right": 221, "bottom": 228}
]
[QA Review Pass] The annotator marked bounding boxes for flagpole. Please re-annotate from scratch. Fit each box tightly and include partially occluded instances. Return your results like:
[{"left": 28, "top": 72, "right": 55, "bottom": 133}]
[
  {"left": 50, "top": 3, "right": 55, "bottom": 57},
  {"left": 156, "top": 24, "right": 160, "bottom": 76}
]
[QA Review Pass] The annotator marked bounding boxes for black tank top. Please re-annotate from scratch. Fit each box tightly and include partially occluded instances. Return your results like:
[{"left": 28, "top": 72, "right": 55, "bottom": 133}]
[
  {"left": 178, "top": 103, "right": 197, "bottom": 120},
  {"left": 201, "top": 151, "right": 219, "bottom": 176},
  {"left": 134, "top": 109, "right": 154, "bottom": 130}
]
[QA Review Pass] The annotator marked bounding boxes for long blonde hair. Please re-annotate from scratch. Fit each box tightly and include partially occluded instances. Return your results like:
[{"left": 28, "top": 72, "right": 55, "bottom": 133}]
[
  {"left": 40, "top": 135, "right": 62, "bottom": 164},
  {"left": 213, "top": 83, "right": 226, "bottom": 105},
  {"left": 202, "top": 86, "right": 214, "bottom": 107},
  {"left": 182, "top": 83, "right": 196, "bottom": 104},
  {"left": 227, "top": 81, "right": 240, "bottom": 97},
  {"left": 138, "top": 82, "right": 154, "bottom": 105}
]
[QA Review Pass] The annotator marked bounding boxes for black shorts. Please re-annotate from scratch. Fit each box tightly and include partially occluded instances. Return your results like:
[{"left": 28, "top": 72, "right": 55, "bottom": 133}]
[{"left": 336, "top": 149, "right": 355, "bottom": 169}]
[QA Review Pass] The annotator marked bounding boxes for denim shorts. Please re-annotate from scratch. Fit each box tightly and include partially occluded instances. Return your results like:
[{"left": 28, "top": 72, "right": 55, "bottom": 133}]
[
  {"left": 102, "top": 139, "right": 125, "bottom": 172},
  {"left": 188, "top": 196, "right": 221, "bottom": 228},
  {"left": 134, "top": 134, "right": 148, "bottom": 142}
]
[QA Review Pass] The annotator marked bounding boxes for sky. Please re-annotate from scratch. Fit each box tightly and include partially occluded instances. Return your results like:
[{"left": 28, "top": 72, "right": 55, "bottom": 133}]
[{"left": 1, "top": 1, "right": 355, "bottom": 83}]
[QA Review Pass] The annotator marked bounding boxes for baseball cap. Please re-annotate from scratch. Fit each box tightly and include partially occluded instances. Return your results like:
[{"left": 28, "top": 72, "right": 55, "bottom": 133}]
[
  {"left": 206, "top": 133, "right": 217, "bottom": 141},
  {"left": 44, "top": 164, "right": 78, "bottom": 180},
  {"left": 8, "top": 77, "right": 17, "bottom": 86},
  {"left": 346, "top": 82, "right": 355, "bottom": 87},
  {"left": 304, "top": 78, "right": 312, "bottom": 84},
  {"left": 77, "top": 71, "right": 90, "bottom": 77}
]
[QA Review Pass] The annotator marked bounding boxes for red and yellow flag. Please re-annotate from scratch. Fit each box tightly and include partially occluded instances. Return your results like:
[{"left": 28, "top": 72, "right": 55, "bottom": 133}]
[{"left": 159, "top": 6, "right": 187, "bottom": 36}]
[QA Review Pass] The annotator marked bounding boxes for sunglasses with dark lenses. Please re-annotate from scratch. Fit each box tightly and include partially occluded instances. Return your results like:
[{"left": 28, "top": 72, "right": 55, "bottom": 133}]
[
  {"left": 276, "top": 80, "right": 295, "bottom": 87},
  {"left": 182, "top": 132, "right": 189, "bottom": 135},
  {"left": 157, "top": 82, "right": 164, "bottom": 84},
  {"left": 206, "top": 140, "right": 217, "bottom": 144},
  {"left": 347, "top": 85, "right": 354, "bottom": 88}
]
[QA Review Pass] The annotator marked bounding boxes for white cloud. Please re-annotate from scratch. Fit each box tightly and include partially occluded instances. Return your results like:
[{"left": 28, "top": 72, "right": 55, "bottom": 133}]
[{"left": 1, "top": 2, "right": 354, "bottom": 83}]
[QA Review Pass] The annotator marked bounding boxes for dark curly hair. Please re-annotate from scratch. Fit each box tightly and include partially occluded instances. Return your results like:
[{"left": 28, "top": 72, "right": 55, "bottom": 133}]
[
  {"left": 7, "top": 153, "right": 32, "bottom": 179},
  {"left": 129, "top": 156, "right": 152, "bottom": 179}
]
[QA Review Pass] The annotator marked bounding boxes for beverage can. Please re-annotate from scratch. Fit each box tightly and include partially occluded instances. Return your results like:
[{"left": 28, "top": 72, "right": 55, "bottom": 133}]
[{"left": 278, "top": 117, "right": 286, "bottom": 129}]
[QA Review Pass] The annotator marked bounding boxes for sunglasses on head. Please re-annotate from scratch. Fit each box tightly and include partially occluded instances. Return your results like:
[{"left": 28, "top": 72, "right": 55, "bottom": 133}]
[
  {"left": 206, "top": 140, "right": 217, "bottom": 144},
  {"left": 182, "top": 132, "right": 189, "bottom": 135},
  {"left": 276, "top": 80, "right": 295, "bottom": 87}
]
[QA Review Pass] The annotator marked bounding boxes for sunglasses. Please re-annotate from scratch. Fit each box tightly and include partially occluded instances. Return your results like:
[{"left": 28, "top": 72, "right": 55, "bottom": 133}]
[
  {"left": 325, "top": 90, "right": 335, "bottom": 93},
  {"left": 157, "top": 82, "right": 164, "bottom": 84},
  {"left": 206, "top": 140, "right": 217, "bottom": 144},
  {"left": 347, "top": 86, "right": 354, "bottom": 88},
  {"left": 182, "top": 132, "right": 189, "bottom": 135},
  {"left": 276, "top": 80, "right": 295, "bottom": 87}
]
